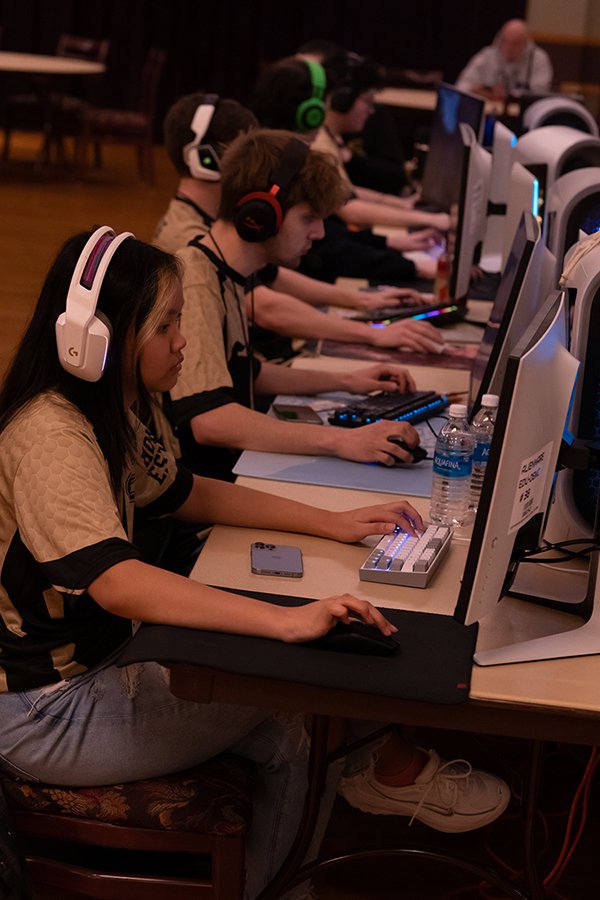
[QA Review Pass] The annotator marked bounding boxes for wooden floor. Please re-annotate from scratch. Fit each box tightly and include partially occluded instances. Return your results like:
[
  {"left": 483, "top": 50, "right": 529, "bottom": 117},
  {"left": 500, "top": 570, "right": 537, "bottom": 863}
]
[
  {"left": 2, "top": 133, "right": 600, "bottom": 900},
  {"left": 0, "top": 131, "right": 178, "bottom": 375}
]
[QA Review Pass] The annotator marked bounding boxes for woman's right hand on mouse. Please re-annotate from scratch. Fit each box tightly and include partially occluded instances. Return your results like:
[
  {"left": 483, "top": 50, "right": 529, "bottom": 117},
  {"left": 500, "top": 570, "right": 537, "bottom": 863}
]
[{"left": 281, "top": 593, "right": 397, "bottom": 643}]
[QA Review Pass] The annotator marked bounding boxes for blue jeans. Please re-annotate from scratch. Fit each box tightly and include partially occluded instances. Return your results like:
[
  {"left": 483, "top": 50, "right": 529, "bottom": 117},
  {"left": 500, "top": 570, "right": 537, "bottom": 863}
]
[{"left": 0, "top": 658, "right": 314, "bottom": 900}]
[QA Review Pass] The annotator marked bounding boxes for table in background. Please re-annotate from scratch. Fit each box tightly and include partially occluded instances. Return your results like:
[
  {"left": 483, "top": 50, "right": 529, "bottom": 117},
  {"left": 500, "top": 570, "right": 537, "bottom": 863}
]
[{"left": 0, "top": 50, "right": 105, "bottom": 165}]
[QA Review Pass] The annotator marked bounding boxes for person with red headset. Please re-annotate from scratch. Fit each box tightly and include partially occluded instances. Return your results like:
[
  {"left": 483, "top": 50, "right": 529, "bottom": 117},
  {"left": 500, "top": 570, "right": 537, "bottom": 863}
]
[
  {"left": 163, "top": 127, "right": 433, "bottom": 485},
  {"left": 160, "top": 127, "right": 509, "bottom": 837},
  {"left": 155, "top": 91, "right": 445, "bottom": 357}
]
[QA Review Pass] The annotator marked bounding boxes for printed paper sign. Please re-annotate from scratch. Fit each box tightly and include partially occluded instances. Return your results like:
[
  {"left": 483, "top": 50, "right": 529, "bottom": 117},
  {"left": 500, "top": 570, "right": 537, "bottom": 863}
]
[{"left": 509, "top": 441, "right": 554, "bottom": 534}]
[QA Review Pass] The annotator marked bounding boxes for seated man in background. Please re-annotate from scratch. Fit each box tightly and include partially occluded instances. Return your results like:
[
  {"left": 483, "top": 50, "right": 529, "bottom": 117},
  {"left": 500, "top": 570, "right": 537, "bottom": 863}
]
[
  {"left": 155, "top": 92, "right": 445, "bottom": 358},
  {"left": 455, "top": 18, "right": 553, "bottom": 101},
  {"left": 163, "top": 127, "right": 432, "bottom": 483},
  {"left": 251, "top": 54, "right": 447, "bottom": 284}
]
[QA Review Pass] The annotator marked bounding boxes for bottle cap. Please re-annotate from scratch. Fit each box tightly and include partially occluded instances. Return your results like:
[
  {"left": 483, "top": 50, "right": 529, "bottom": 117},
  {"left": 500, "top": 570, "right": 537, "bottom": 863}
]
[
  {"left": 448, "top": 403, "right": 468, "bottom": 418},
  {"left": 481, "top": 394, "right": 499, "bottom": 408}
]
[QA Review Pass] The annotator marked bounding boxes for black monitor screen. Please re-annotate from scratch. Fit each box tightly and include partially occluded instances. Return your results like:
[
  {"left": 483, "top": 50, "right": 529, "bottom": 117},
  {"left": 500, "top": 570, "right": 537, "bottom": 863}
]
[
  {"left": 469, "top": 212, "right": 537, "bottom": 411},
  {"left": 421, "top": 84, "right": 485, "bottom": 212}
]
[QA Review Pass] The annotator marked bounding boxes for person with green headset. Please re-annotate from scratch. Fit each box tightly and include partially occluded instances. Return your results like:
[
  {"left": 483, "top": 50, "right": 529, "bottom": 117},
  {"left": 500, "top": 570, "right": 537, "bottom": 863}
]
[{"left": 251, "top": 56, "right": 446, "bottom": 285}]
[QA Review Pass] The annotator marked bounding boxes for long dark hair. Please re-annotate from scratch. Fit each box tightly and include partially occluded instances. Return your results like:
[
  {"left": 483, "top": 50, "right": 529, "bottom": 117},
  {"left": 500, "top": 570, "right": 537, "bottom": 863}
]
[{"left": 0, "top": 229, "right": 181, "bottom": 495}]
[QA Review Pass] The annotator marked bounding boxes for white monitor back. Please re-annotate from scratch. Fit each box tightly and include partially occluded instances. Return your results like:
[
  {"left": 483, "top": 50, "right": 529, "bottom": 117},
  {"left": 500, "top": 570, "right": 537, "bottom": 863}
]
[
  {"left": 545, "top": 234, "right": 600, "bottom": 545},
  {"left": 545, "top": 167, "right": 600, "bottom": 286},
  {"left": 448, "top": 124, "right": 492, "bottom": 300},
  {"left": 523, "top": 97, "right": 599, "bottom": 136},
  {"left": 501, "top": 162, "right": 538, "bottom": 266},
  {"left": 479, "top": 122, "right": 517, "bottom": 273}
]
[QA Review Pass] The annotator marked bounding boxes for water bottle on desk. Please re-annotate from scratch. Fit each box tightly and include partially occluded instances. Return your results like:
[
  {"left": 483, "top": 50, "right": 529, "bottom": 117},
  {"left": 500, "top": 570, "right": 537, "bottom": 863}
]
[
  {"left": 429, "top": 403, "right": 474, "bottom": 527},
  {"left": 469, "top": 394, "right": 499, "bottom": 514}
]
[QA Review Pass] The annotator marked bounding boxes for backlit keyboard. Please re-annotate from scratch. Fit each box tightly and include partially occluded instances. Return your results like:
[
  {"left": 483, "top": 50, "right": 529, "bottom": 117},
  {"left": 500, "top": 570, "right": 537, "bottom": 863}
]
[
  {"left": 328, "top": 390, "right": 448, "bottom": 428},
  {"left": 351, "top": 302, "right": 465, "bottom": 326},
  {"left": 359, "top": 524, "right": 452, "bottom": 588}
]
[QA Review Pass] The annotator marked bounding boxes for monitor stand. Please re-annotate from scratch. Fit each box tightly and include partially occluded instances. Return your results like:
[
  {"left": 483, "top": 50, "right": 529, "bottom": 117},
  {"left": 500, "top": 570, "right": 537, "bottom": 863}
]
[
  {"left": 478, "top": 213, "right": 505, "bottom": 273},
  {"left": 474, "top": 558, "right": 600, "bottom": 665}
]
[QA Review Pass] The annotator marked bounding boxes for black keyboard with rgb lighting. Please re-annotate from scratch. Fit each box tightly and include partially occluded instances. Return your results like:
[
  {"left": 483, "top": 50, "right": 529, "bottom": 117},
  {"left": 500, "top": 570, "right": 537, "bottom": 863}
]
[{"left": 328, "top": 390, "right": 448, "bottom": 428}]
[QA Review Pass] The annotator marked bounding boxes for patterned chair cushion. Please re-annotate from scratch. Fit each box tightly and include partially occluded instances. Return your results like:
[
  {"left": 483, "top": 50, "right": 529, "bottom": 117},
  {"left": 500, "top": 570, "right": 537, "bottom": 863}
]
[{"left": 2, "top": 753, "right": 253, "bottom": 836}]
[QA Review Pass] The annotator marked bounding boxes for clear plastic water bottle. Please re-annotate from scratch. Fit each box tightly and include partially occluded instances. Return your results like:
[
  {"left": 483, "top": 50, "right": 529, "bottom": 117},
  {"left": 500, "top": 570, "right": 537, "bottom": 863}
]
[
  {"left": 429, "top": 403, "right": 475, "bottom": 527},
  {"left": 468, "top": 394, "right": 499, "bottom": 514}
]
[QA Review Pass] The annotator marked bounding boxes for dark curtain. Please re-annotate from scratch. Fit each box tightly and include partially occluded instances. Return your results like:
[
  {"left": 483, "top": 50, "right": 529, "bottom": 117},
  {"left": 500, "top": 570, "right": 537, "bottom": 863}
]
[{"left": 0, "top": 0, "right": 526, "bottom": 135}]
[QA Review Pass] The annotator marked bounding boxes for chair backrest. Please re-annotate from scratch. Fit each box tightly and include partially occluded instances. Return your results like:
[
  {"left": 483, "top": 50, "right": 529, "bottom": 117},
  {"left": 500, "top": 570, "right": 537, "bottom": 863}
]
[
  {"left": 138, "top": 48, "right": 166, "bottom": 118},
  {"left": 56, "top": 33, "right": 110, "bottom": 65}
]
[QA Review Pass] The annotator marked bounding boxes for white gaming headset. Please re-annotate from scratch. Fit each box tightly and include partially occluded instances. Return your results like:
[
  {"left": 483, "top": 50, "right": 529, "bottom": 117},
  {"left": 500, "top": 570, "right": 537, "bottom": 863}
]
[
  {"left": 55, "top": 226, "right": 134, "bottom": 382},
  {"left": 182, "top": 93, "right": 222, "bottom": 181}
]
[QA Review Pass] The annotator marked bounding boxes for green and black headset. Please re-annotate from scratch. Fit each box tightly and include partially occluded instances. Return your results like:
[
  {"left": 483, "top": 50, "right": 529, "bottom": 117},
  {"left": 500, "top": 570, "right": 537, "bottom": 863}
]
[{"left": 294, "top": 59, "right": 326, "bottom": 132}]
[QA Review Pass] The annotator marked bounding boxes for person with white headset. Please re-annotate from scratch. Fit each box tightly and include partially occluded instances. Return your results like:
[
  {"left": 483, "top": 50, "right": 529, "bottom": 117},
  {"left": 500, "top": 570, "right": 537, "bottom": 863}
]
[
  {"left": 0, "top": 225, "right": 446, "bottom": 899},
  {"left": 0, "top": 226, "right": 511, "bottom": 880}
]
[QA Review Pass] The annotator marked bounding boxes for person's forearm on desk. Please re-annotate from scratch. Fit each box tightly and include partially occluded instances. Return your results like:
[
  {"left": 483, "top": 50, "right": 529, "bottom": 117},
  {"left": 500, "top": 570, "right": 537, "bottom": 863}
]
[
  {"left": 255, "top": 360, "right": 417, "bottom": 397},
  {"left": 271, "top": 267, "right": 424, "bottom": 311},
  {"left": 175, "top": 472, "right": 423, "bottom": 540},
  {"left": 189, "top": 401, "right": 421, "bottom": 464},
  {"left": 89, "top": 559, "right": 398, "bottom": 642},
  {"left": 250, "top": 287, "right": 443, "bottom": 352},
  {"left": 353, "top": 185, "right": 419, "bottom": 210},
  {"left": 340, "top": 197, "right": 449, "bottom": 232}
]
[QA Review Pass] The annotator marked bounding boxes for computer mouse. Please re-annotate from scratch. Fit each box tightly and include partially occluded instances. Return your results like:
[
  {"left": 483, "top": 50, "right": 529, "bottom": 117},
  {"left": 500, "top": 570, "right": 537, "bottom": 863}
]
[
  {"left": 308, "top": 620, "right": 399, "bottom": 656},
  {"left": 387, "top": 437, "right": 428, "bottom": 464}
]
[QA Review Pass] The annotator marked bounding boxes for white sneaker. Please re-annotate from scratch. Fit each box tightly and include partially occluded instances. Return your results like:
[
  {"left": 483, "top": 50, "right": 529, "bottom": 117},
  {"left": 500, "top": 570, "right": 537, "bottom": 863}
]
[{"left": 338, "top": 749, "right": 510, "bottom": 833}]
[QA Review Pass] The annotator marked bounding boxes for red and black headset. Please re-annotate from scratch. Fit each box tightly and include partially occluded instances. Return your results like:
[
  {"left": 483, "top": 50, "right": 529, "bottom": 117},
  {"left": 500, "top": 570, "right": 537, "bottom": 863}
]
[{"left": 233, "top": 137, "right": 310, "bottom": 243}]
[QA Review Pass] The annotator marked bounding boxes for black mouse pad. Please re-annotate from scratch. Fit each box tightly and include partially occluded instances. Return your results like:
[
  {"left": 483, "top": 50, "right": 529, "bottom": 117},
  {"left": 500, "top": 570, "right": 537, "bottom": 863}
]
[{"left": 118, "top": 589, "right": 478, "bottom": 705}]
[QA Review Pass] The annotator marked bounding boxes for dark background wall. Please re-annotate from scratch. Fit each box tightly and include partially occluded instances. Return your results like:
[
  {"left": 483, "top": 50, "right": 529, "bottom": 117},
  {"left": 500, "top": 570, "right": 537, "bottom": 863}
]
[{"left": 0, "top": 0, "right": 526, "bottom": 135}]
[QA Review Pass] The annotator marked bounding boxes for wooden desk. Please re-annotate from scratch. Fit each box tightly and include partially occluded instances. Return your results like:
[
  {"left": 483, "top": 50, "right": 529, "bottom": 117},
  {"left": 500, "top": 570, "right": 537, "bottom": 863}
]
[
  {"left": 375, "top": 86, "right": 518, "bottom": 119},
  {"left": 0, "top": 51, "right": 105, "bottom": 76},
  {"left": 375, "top": 87, "right": 438, "bottom": 112},
  {"left": 168, "top": 355, "right": 600, "bottom": 899},
  {"left": 173, "top": 477, "right": 598, "bottom": 900},
  {"left": 186, "top": 480, "right": 600, "bottom": 746}
]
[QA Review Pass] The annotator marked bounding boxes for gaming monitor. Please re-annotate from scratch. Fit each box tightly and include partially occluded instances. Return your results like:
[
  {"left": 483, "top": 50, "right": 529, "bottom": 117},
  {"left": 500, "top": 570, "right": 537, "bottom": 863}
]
[
  {"left": 421, "top": 84, "right": 485, "bottom": 213},
  {"left": 469, "top": 210, "right": 556, "bottom": 414},
  {"left": 544, "top": 167, "right": 600, "bottom": 285},
  {"left": 500, "top": 162, "right": 539, "bottom": 266},
  {"left": 447, "top": 123, "right": 492, "bottom": 301},
  {"left": 545, "top": 234, "right": 600, "bottom": 545},
  {"left": 515, "top": 125, "right": 600, "bottom": 228},
  {"left": 454, "top": 290, "right": 582, "bottom": 664},
  {"left": 522, "top": 96, "right": 599, "bottom": 136}
]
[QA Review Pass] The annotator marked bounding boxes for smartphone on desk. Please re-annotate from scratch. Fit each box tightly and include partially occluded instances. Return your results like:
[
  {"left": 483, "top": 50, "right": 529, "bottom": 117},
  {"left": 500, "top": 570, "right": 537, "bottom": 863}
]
[
  {"left": 272, "top": 404, "right": 323, "bottom": 425},
  {"left": 250, "top": 542, "right": 304, "bottom": 577}
]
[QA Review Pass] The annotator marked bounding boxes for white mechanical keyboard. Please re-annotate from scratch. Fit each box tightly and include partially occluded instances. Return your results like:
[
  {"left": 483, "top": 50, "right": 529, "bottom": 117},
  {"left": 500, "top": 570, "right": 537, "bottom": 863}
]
[{"left": 359, "top": 524, "right": 452, "bottom": 588}]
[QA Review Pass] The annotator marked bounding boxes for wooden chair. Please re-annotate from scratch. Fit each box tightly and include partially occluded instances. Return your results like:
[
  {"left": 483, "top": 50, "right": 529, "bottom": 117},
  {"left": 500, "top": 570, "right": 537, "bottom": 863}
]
[
  {"left": 2, "top": 753, "right": 252, "bottom": 899},
  {"left": 74, "top": 48, "right": 166, "bottom": 184},
  {"left": 2, "top": 33, "right": 110, "bottom": 164}
]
